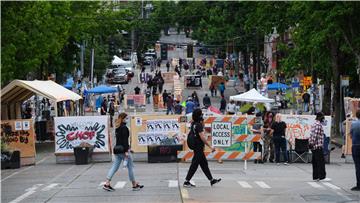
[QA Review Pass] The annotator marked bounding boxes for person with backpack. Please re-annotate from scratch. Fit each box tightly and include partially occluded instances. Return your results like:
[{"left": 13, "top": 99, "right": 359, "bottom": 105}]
[
  {"left": 103, "top": 113, "right": 144, "bottom": 192},
  {"left": 184, "top": 108, "right": 221, "bottom": 188}
]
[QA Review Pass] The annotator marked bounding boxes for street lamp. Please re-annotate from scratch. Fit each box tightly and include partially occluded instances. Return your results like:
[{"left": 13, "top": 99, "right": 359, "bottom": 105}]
[{"left": 144, "top": 3, "right": 153, "bottom": 19}]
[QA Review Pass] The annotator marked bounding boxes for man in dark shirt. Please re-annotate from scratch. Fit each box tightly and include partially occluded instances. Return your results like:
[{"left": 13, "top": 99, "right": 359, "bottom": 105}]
[
  {"left": 219, "top": 96, "right": 227, "bottom": 114},
  {"left": 183, "top": 109, "right": 221, "bottom": 188},
  {"left": 270, "top": 114, "right": 288, "bottom": 165},
  {"left": 174, "top": 100, "right": 183, "bottom": 114},
  {"left": 203, "top": 94, "right": 211, "bottom": 108},
  {"left": 101, "top": 98, "right": 107, "bottom": 115},
  {"left": 350, "top": 110, "right": 360, "bottom": 191},
  {"left": 302, "top": 92, "right": 310, "bottom": 112},
  {"left": 162, "top": 90, "right": 168, "bottom": 107},
  {"left": 166, "top": 95, "right": 174, "bottom": 115},
  {"left": 134, "top": 86, "right": 141, "bottom": 95}
]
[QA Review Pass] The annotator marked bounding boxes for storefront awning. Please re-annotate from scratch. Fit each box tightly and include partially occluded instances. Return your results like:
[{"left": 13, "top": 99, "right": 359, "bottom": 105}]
[{"left": 1, "top": 80, "right": 82, "bottom": 104}]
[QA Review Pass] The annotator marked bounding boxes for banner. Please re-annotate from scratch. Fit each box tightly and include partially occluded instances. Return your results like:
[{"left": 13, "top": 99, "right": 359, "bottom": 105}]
[
  {"left": 54, "top": 116, "right": 109, "bottom": 153},
  {"left": 146, "top": 119, "right": 180, "bottom": 133},
  {"left": 281, "top": 114, "right": 331, "bottom": 145},
  {"left": 162, "top": 72, "right": 177, "bottom": 84},
  {"left": 184, "top": 75, "right": 202, "bottom": 88},
  {"left": 138, "top": 132, "right": 181, "bottom": 145},
  {"left": 0, "top": 119, "right": 35, "bottom": 158},
  {"left": 211, "top": 122, "right": 232, "bottom": 147},
  {"left": 126, "top": 94, "right": 145, "bottom": 107}
]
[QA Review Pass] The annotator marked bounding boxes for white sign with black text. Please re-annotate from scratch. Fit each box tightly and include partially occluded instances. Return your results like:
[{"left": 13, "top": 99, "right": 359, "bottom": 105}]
[{"left": 211, "top": 122, "right": 232, "bottom": 147}]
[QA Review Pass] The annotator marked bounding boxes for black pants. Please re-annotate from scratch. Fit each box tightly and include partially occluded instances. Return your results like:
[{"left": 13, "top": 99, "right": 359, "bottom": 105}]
[
  {"left": 352, "top": 145, "right": 360, "bottom": 187},
  {"left": 311, "top": 148, "right": 326, "bottom": 180},
  {"left": 253, "top": 142, "right": 262, "bottom": 160},
  {"left": 274, "top": 138, "right": 288, "bottom": 163},
  {"left": 185, "top": 149, "right": 213, "bottom": 181}
]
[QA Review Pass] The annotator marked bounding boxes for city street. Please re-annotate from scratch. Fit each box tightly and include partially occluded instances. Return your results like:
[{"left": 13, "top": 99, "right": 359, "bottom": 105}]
[{"left": 1, "top": 147, "right": 359, "bottom": 203}]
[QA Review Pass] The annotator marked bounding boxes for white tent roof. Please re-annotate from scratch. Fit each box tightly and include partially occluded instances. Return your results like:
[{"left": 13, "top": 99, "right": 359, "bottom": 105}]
[
  {"left": 112, "top": 55, "right": 132, "bottom": 65},
  {"left": 229, "top": 88, "right": 274, "bottom": 103},
  {"left": 1, "top": 80, "right": 82, "bottom": 103}
]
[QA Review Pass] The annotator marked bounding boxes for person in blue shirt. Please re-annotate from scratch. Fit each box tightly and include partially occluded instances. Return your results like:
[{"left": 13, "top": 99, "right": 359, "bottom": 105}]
[
  {"left": 350, "top": 110, "right": 360, "bottom": 191},
  {"left": 185, "top": 97, "right": 195, "bottom": 114}
]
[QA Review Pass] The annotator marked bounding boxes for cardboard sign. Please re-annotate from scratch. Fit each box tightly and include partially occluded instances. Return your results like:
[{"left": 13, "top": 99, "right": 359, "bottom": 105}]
[
  {"left": 211, "top": 122, "right": 232, "bottom": 147},
  {"left": 162, "top": 72, "right": 177, "bottom": 84},
  {"left": 54, "top": 116, "right": 110, "bottom": 153},
  {"left": 1, "top": 119, "right": 35, "bottom": 158}
]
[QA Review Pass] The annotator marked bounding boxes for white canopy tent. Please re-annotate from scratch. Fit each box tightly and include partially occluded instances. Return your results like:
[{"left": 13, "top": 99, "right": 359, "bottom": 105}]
[
  {"left": 1, "top": 80, "right": 82, "bottom": 119},
  {"left": 229, "top": 88, "right": 274, "bottom": 103},
  {"left": 112, "top": 55, "right": 132, "bottom": 66}
]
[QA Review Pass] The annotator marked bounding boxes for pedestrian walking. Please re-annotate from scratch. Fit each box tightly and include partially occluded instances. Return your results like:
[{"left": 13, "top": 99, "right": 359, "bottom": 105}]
[
  {"left": 218, "top": 82, "right": 225, "bottom": 97},
  {"left": 174, "top": 100, "right": 183, "bottom": 115},
  {"left": 108, "top": 99, "right": 115, "bottom": 127},
  {"left": 103, "top": 113, "right": 144, "bottom": 192},
  {"left": 210, "top": 83, "right": 216, "bottom": 97},
  {"left": 302, "top": 92, "right": 310, "bottom": 112},
  {"left": 166, "top": 95, "right": 174, "bottom": 115},
  {"left": 270, "top": 114, "right": 289, "bottom": 165},
  {"left": 350, "top": 110, "right": 360, "bottom": 191},
  {"left": 183, "top": 108, "right": 221, "bottom": 187},
  {"left": 309, "top": 112, "right": 330, "bottom": 181},
  {"left": 185, "top": 97, "right": 195, "bottom": 114},
  {"left": 263, "top": 112, "right": 275, "bottom": 163},
  {"left": 226, "top": 100, "right": 236, "bottom": 115},
  {"left": 192, "top": 91, "right": 200, "bottom": 108},
  {"left": 203, "top": 94, "right": 211, "bottom": 108},
  {"left": 101, "top": 98, "right": 107, "bottom": 115},
  {"left": 166, "top": 61, "right": 170, "bottom": 72},
  {"left": 134, "top": 86, "right": 141, "bottom": 95},
  {"left": 251, "top": 112, "right": 264, "bottom": 164},
  {"left": 146, "top": 88, "right": 151, "bottom": 104},
  {"left": 162, "top": 90, "right": 168, "bottom": 107},
  {"left": 219, "top": 96, "right": 227, "bottom": 114}
]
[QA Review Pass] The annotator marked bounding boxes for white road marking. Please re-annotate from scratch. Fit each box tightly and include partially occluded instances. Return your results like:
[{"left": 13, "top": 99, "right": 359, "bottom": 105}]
[
  {"left": 181, "top": 188, "right": 189, "bottom": 199},
  {"left": 10, "top": 184, "right": 43, "bottom": 203},
  {"left": 114, "top": 181, "right": 126, "bottom": 189},
  {"left": 168, "top": 180, "right": 178, "bottom": 188},
  {"left": 41, "top": 183, "right": 59, "bottom": 191},
  {"left": 255, "top": 181, "right": 271, "bottom": 189},
  {"left": 322, "top": 182, "right": 341, "bottom": 190},
  {"left": 9, "top": 190, "right": 36, "bottom": 203},
  {"left": 237, "top": 181, "right": 252, "bottom": 188},
  {"left": 307, "top": 182, "right": 324, "bottom": 189}
]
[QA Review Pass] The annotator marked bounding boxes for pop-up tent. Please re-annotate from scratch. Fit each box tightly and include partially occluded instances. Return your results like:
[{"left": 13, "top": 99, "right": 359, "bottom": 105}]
[
  {"left": 112, "top": 55, "right": 132, "bottom": 66},
  {"left": 86, "top": 85, "right": 117, "bottom": 94},
  {"left": 267, "top": 82, "right": 289, "bottom": 90},
  {"left": 1, "top": 80, "right": 82, "bottom": 119},
  {"left": 229, "top": 88, "right": 274, "bottom": 103}
]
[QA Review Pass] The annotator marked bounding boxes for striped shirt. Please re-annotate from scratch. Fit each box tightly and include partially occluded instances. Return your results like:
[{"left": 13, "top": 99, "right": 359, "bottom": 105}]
[{"left": 309, "top": 120, "right": 324, "bottom": 150}]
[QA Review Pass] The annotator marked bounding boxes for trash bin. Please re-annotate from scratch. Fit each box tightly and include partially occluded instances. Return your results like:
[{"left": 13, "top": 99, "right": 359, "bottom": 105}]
[{"left": 74, "top": 147, "right": 91, "bottom": 165}]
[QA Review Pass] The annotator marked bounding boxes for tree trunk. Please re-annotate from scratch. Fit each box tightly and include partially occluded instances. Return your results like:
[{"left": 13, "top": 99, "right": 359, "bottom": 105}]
[
  {"left": 322, "top": 78, "right": 331, "bottom": 115},
  {"left": 330, "top": 42, "right": 341, "bottom": 137}
]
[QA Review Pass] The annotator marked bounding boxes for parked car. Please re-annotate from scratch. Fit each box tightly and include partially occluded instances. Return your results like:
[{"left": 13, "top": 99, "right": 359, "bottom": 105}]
[
  {"left": 105, "top": 68, "right": 129, "bottom": 84},
  {"left": 143, "top": 56, "right": 153, "bottom": 65}
]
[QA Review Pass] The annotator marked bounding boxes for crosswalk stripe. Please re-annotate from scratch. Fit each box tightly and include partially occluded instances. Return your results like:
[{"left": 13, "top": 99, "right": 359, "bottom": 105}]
[
  {"left": 168, "top": 180, "right": 178, "bottom": 188},
  {"left": 307, "top": 182, "right": 324, "bottom": 188},
  {"left": 255, "top": 181, "right": 271, "bottom": 189},
  {"left": 99, "top": 182, "right": 106, "bottom": 187},
  {"left": 237, "top": 181, "right": 252, "bottom": 188},
  {"left": 322, "top": 182, "right": 341, "bottom": 190},
  {"left": 114, "top": 181, "right": 127, "bottom": 189},
  {"left": 41, "top": 183, "right": 59, "bottom": 191}
]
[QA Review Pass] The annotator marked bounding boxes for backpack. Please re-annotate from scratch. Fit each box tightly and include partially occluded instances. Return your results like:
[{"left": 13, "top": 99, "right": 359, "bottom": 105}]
[{"left": 187, "top": 123, "right": 197, "bottom": 150}]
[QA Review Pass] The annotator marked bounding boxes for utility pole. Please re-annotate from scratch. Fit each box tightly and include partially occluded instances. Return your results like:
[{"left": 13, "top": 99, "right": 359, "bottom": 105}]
[
  {"left": 80, "top": 40, "right": 85, "bottom": 78},
  {"left": 90, "top": 48, "right": 94, "bottom": 88}
]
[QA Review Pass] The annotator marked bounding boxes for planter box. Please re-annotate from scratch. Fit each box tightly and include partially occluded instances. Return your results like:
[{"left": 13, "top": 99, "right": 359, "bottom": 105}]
[
  {"left": 147, "top": 145, "right": 183, "bottom": 163},
  {"left": 1, "top": 150, "right": 20, "bottom": 169}
]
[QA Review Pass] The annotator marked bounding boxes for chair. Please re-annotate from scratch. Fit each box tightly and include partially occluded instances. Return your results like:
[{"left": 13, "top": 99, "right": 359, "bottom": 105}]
[{"left": 291, "top": 138, "right": 310, "bottom": 163}]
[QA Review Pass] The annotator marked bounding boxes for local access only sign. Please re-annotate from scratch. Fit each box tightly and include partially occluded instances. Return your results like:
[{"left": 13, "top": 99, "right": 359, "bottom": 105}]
[{"left": 211, "top": 122, "right": 232, "bottom": 147}]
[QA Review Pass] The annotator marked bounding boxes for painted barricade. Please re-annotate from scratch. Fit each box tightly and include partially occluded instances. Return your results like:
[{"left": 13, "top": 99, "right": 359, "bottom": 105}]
[
  {"left": 130, "top": 115, "right": 187, "bottom": 153},
  {"left": 54, "top": 116, "right": 111, "bottom": 163},
  {"left": 0, "top": 119, "right": 36, "bottom": 166},
  {"left": 281, "top": 114, "right": 332, "bottom": 146},
  {"left": 178, "top": 115, "right": 261, "bottom": 161}
]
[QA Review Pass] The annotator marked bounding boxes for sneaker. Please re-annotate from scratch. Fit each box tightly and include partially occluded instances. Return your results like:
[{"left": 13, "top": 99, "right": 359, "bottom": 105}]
[
  {"left": 350, "top": 186, "right": 360, "bottom": 191},
  {"left": 103, "top": 184, "right": 115, "bottom": 192},
  {"left": 210, "top": 178, "right": 221, "bottom": 186},
  {"left": 283, "top": 162, "right": 289, "bottom": 165},
  {"left": 254, "top": 160, "right": 258, "bottom": 164},
  {"left": 132, "top": 184, "right": 144, "bottom": 191},
  {"left": 341, "top": 154, "right": 345, "bottom": 158},
  {"left": 183, "top": 181, "right": 196, "bottom": 188},
  {"left": 269, "top": 159, "right": 274, "bottom": 163},
  {"left": 276, "top": 163, "right": 280, "bottom": 166},
  {"left": 319, "top": 178, "right": 331, "bottom": 182}
]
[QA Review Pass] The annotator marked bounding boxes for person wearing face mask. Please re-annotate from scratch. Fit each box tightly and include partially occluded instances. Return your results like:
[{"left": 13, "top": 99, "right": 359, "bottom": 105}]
[
  {"left": 309, "top": 112, "right": 331, "bottom": 182},
  {"left": 183, "top": 108, "right": 221, "bottom": 188},
  {"left": 103, "top": 113, "right": 144, "bottom": 192}
]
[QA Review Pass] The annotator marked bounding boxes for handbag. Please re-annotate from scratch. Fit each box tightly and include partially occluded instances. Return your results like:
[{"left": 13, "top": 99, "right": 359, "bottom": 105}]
[{"left": 113, "top": 145, "right": 125, "bottom": 154}]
